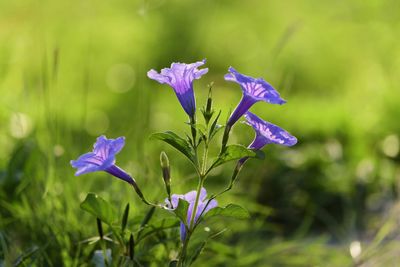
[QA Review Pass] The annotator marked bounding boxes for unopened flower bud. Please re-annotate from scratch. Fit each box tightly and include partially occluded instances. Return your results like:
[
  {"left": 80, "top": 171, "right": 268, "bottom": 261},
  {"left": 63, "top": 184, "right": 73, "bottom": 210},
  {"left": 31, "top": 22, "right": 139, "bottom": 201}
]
[
  {"left": 203, "top": 83, "right": 214, "bottom": 124},
  {"left": 160, "top": 151, "right": 171, "bottom": 196}
]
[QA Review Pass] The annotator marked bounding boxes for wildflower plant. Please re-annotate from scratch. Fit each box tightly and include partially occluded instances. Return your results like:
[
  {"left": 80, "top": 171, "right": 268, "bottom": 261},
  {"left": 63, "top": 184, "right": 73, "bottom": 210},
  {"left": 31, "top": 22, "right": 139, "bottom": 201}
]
[{"left": 71, "top": 60, "right": 297, "bottom": 266}]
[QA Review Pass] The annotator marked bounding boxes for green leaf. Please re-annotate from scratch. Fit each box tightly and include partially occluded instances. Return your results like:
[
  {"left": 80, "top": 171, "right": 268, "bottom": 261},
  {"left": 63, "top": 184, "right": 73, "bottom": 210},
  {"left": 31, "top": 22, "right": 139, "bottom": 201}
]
[
  {"left": 140, "top": 206, "right": 156, "bottom": 228},
  {"left": 213, "top": 145, "right": 257, "bottom": 168},
  {"left": 254, "top": 150, "right": 265, "bottom": 160},
  {"left": 150, "top": 131, "right": 196, "bottom": 163},
  {"left": 80, "top": 193, "right": 116, "bottom": 225},
  {"left": 189, "top": 241, "right": 206, "bottom": 265},
  {"left": 173, "top": 199, "right": 189, "bottom": 224},
  {"left": 209, "top": 110, "right": 222, "bottom": 140},
  {"left": 204, "top": 204, "right": 250, "bottom": 220},
  {"left": 121, "top": 203, "right": 129, "bottom": 231},
  {"left": 13, "top": 246, "right": 40, "bottom": 267},
  {"left": 136, "top": 218, "right": 179, "bottom": 242}
]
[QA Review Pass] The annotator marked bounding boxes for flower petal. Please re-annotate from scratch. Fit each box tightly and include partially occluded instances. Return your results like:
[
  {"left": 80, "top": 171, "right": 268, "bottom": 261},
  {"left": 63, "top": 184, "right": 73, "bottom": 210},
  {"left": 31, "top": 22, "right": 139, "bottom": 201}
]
[
  {"left": 71, "top": 136, "right": 125, "bottom": 176},
  {"left": 147, "top": 60, "right": 207, "bottom": 117},
  {"left": 245, "top": 112, "right": 297, "bottom": 149},
  {"left": 225, "top": 67, "right": 286, "bottom": 104}
]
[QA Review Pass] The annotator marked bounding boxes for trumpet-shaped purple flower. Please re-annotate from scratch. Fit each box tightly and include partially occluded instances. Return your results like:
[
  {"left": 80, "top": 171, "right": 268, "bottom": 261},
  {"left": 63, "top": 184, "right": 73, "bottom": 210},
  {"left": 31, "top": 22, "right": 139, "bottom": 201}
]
[
  {"left": 225, "top": 67, "right": 286, "bottom": 127},
  {"left": 70, "top": 135, "right": 135, "bottom": 185},
  {"left": 147, "top": 60, "right": 208, "bottom": 117},
  {"left": 244, "top": 112, "right": 297, "bottom": 150},
  {"left": 165, "top": 187, "right": 217, "bottom": 241}
]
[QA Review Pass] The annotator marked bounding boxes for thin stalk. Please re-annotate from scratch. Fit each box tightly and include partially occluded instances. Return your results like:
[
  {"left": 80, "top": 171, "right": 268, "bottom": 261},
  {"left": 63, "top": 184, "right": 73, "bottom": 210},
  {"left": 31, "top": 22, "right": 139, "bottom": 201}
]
[
  {"left": 189, "top": 178, "right": 205, "bottom": 230},
  {"left": 197, "top": 161, "right": 245, "bottom": 223},
  {"left": 177, "top": 177, "right": 204, "bottom": 267},
  {"left": 177, "top": 137, "right": 209, "bottom": 266},
  {"left": 178, "top": 234, "right": 190, "bottom": 267},
  {"left": 129, "top": 184, "right": 161, "bottom": 207}
]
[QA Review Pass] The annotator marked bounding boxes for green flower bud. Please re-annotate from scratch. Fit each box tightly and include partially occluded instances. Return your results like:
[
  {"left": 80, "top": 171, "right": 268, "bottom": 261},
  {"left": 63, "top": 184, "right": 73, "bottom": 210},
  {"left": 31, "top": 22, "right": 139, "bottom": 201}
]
[{"left": 160, "top": 151, "right": 171, "bottom": 196}]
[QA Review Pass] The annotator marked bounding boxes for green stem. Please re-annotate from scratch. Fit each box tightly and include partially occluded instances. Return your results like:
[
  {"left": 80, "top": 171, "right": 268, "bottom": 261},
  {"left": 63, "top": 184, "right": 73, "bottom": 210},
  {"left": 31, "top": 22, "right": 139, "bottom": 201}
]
[
  {"left": 177, "top": 177, "right": 204, "bottom": 267},
  {"left": 190, "top": 177, "right": 205, "bottom": 229},
  {"left": 197, "top": 161, "right": 244, "bottom": 223},
  {"left": 177, "top": 137, "right": 209, "bottom": 266},
  {"left": 130, "top": 184, "right": 161, "bottom": 207},
  {"left": 178, "top": 234, "right": 190, "bottom": 267}
]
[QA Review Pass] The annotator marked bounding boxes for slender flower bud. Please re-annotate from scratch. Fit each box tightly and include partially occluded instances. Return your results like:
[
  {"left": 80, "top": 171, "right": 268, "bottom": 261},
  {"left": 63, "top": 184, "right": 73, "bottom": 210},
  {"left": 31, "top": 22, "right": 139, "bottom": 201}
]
[
  {"left": 160, "top": 151, "right": 171, "bottom": 197},
  {"left": 121, "top": 203, "right": 130, "bottom": 232},
  {"left": 202, "top": 83, "right": 214, "bottom": 124}
]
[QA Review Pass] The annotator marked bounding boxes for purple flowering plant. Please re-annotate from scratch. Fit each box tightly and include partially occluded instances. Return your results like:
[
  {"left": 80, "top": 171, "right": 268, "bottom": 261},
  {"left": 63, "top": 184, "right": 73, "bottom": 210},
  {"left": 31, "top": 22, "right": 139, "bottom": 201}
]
[{"left": 71, "top": 60, "right": 297, "bottom": 266}]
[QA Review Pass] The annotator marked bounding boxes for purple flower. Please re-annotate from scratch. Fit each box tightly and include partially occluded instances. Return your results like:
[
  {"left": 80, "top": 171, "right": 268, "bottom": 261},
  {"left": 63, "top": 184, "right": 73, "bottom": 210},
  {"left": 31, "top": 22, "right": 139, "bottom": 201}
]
[
  {"left": 165, "top": 187, "right": 217, "bottom": 241},
  {"left": 70, "top": 135, "right": 135, "bottom": 185},
  {"left": 244, "top": 112, "right": 297, "bottom": 150},
  {"left": 225, "top": 67, "right": 286, "bottom": 127},
  {"left": 147, "top": 60, "right": 208, "bottom": 117}
]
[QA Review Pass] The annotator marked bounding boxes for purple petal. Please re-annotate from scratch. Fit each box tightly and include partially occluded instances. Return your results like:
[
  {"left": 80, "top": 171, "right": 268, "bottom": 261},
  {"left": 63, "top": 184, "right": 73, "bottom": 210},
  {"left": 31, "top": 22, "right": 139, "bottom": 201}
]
[
  {"left": 227, "top": 95, "right": 257, "bottom": 126},
  {"left": 245, "top": 112, "right": 297, "bottom": 149},
  {"left": 199, "top": 187, "right": 207, "bottom": 201},
  {"left": 165, "top": 187, "right": 218, "bottom": 241},
  {"left": 225, "top": 67, "right": 287, "bottom": 127},
  {"left": 203, "top": 199, "right": 218, "bottom": 213},
  {"left": 180, "top": 222, "right": 187, "bottom": 242},
  {"left": 71, "top": 136, "right": 125, "bottom": 176},
  {"left": 147, "top": 69, "right": 172, "bottom": 85},
  {"left": 105, "top": 165, "right": 135, "bottom": 185},
  {"left": 147, "top": 60, "right": 208, "bottom": 117},
  {"left": 183, "top": 190, "right": 198, "bottom": 203},
  {"left": 225, "top": 67, "right": 286, "bottom": 105},
  {"left": 166, "top": 194, "right": 185, "bottom": 209}
]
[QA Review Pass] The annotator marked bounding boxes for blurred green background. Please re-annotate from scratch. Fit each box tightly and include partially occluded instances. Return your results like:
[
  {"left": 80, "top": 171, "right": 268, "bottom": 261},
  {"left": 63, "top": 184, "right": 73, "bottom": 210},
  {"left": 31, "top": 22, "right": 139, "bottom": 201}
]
[{"left": 1, "top": 0, "right": 400, "bottom": 266}]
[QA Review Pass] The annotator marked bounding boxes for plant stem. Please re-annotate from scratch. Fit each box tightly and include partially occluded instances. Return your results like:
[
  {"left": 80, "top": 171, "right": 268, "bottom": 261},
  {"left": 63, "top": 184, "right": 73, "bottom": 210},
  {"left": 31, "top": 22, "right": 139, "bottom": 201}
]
[
  {"left": 197, "top": 160, "right": 245, "bottom": 222},
  {"left": 177, "top": 176, "right": 204, "bottom": 267},
  {"left": 177, "top": 138, "right": 209, "bottom": 266}
]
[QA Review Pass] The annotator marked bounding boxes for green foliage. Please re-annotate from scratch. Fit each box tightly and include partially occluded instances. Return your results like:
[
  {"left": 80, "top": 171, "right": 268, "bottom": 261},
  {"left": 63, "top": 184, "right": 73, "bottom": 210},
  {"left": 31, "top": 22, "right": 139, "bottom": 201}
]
[
  {"left": 150, "top": 131, "right": 196, "bottom": 164},
  {"left": 172, "top": 199, "right": 189, "bottom": 226},
  {"left": 204, "top": 204, "right": 250, "bottom": 220},
  {"left": 80, "top": 193, "right": 117, "bottom": 225},
  {"left": 212, "top": 145, "right": 260, "bottom": 168},
  {"left": 0, "top": 0, "right": 400, "bottom": 265}
]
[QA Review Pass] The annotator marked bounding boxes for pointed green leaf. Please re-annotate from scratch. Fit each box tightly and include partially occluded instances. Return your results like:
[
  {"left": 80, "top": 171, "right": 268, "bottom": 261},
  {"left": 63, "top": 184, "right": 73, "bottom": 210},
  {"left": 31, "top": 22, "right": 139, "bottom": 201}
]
[
  {"left": 189, "top": 241, "right": 206, "bottom": 265},
  {"left": 204, "top": 204, "right": 250, "bottom": 220},
  {"left": 80, "top": 193, "right": 116, "bottom": 225},
  {"left": 213, "top": 145, "right": 256, "bottom": 168},
  {"left": 140, "top": 206, "right": 156, "bottom": 228},
  {"left": 121, "top": 203, "right": 130, "bottom": 231},
  {"left": 254, "top": 150, "right": 265, "bottom": 160},
  {"left": 209, "top": 110, "right": 222, "bottom": 139},
  {"left": 173, "top": 198, "right": 189, "bottom": 224},
  {"left": 150, "top": 131, "right": 196, "bottom": 163}
]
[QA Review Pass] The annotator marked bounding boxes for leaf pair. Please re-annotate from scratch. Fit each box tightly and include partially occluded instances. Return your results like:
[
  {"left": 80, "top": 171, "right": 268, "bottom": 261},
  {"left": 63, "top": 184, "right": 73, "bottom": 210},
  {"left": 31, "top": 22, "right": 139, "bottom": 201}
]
[{"left": 150, "top": 132, "right": 264, "bottom": 173}]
